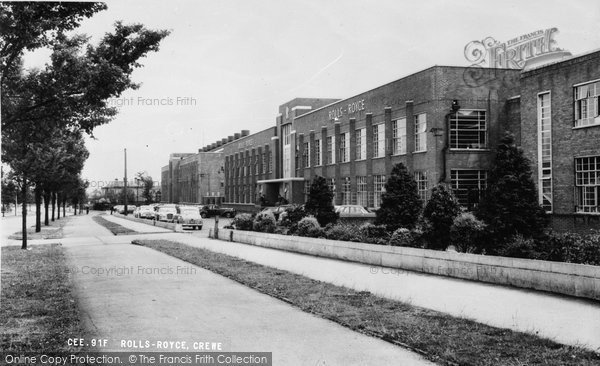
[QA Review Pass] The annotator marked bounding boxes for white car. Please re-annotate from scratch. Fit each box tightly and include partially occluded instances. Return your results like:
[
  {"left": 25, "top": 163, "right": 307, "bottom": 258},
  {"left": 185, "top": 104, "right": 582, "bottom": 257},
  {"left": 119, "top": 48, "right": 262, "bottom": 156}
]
[
  {"left": 155, "top": 205, "right": 177, "bottom": 222},
  {"left": 173, "top": 206, "right": 203, "bottom": 230},
  {"left": 334, "top": 205, "right": 376, "bottom": 218},
  {"left": 136, "top": 205, "right": 156, "bottom": 219}
]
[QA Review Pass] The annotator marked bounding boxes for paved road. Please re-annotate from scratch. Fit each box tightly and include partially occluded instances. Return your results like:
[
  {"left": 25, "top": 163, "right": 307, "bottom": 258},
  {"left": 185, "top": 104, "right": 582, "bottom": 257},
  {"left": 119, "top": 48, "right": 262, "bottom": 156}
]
[{"left": 2, "top": 214, "right": 434, "bottom": 365}]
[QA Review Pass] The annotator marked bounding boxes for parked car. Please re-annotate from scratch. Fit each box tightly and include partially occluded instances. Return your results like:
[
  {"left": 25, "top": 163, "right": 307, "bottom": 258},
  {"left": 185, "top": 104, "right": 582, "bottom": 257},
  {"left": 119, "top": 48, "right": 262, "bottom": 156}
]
[
  {"left": 261, "top": 204, "right": 296, "bottom": 221},
  {"left": 200, "top": 204, "right": 236, "bottom": 218},
  {"left": 135, "top": 205, "right": 156, "bottom": 219},
  {"left": 334, "top": 205, "right": 376, "bottom": 219},
  {"left": 173, "top": 205, "right": 203, "bottom": 230},
  {"left": 113, "top": 205, "right": 124, "bottom": 214},
  {"left": 154, "top": 204, "right": 177, "bottom": 222}
]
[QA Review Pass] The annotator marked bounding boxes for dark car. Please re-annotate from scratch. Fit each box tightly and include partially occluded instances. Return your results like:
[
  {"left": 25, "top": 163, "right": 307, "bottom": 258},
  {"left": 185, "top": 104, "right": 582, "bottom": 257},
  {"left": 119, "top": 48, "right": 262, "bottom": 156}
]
[{"left": 200, "top": 204, "right": 236, "bottom": 218}]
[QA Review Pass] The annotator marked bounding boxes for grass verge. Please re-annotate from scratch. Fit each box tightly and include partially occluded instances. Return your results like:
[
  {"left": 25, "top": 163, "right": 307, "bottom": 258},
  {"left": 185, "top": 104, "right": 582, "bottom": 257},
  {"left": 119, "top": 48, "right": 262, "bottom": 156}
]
[
  {"left": 92, "top": 215, "right": 136, "bottom": 235},
  {"left": 1, "top": 244, "right": 88, "bottom": 353},
  {"left": 8, "top": 216, "right": 70, "bottom": 240},
  {"left": 132, "top": 238, "right": 600, "bottom": 366}
]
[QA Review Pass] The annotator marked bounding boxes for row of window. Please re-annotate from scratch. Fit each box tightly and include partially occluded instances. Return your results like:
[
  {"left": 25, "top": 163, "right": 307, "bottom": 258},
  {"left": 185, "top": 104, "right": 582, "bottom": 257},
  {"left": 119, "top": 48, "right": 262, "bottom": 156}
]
[
  {"left": 227, "top": 151, "right": 272, "bottom": 178},
  {"left": 297, "top": 169, "right": 486, "bottom": 208},
  {"left": 300, "top": 111, "right": 488, "bottom": 168}
]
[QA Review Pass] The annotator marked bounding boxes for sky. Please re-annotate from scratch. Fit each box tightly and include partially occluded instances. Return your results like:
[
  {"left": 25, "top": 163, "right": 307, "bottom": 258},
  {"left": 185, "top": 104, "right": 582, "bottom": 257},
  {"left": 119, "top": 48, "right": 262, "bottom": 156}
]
[{"left": 21, "top": 0, "right": 600, "bottom": 193}]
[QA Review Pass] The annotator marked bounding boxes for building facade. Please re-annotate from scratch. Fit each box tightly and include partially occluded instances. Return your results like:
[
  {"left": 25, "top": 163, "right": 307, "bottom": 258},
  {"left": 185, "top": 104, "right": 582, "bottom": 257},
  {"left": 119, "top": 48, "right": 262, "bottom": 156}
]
[
  {"left": 518, "top": 50, "right": 600, "bottom": 228},
  {"left": 160, "top": 54, "right": 599, "bottom": 228}
]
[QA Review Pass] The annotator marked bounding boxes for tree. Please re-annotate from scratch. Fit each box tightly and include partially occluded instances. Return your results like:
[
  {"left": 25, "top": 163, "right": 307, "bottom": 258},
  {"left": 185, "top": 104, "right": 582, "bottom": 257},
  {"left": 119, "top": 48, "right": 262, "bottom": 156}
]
[
  {"left": 477, "top": 132, "right": 548, "bottom": 247},
  {"left": 375, "top": 163, "right": 422, "bottom": 231},
  {"left": 136, "top": 172, "right": 155, "bottom": 203},
  {"left": 1, "top": 3, "right": 170, "bottom": 249},
  {"left": 305, "top": 176, "right": 338, "bottom": 227},
  {"left": 422, "top": 184, "right": 460, "bottom": 250},
  {"left": 0, "top": 2, "right": 107, "bottom": 78}
]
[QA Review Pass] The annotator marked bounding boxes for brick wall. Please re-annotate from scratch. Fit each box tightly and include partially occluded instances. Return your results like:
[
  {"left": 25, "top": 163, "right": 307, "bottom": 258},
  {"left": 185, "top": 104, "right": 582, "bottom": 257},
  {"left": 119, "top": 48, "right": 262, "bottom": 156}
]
[{"left": 520, "top": 51, "right": 600, "bottom": 218}]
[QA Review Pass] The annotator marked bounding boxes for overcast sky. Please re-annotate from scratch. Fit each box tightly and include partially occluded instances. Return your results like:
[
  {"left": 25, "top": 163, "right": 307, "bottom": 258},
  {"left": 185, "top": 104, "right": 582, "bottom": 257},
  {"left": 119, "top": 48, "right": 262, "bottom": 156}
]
[{"left": 23, "top": 0, "right": 600, "bottom": 192}]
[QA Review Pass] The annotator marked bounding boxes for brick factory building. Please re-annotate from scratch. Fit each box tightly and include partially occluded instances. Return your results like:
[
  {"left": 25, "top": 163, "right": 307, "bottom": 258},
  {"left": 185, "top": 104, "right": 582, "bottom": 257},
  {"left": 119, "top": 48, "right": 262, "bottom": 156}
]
[
  {"left": 517, "top": 50, "right": 600, "bottom": 228},
  {"left": 161, "top": 52, "right": 599, "bottom": 228}
]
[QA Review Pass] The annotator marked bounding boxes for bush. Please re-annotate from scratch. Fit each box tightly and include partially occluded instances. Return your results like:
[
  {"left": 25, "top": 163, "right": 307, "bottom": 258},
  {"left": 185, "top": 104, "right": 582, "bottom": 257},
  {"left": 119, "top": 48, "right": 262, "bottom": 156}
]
[
  {"left": 389, "top": 228, "right": 419, "bottom": 247},
  {"left": 232, "top": 213, "right": 254, "bottom": 231},
  {"left": 496, "top": 234, "right": 537, "bottom": 259},
  {"left": 535, "top": 231, "right": 600, "bottom": 265},
  {"left": 477, "top": 132, "right": 548, "bottom": 243},
  {"left": 450, "top": 212, "right": 487, "bottom": 253},
  {"left": 375, "top": 163, "right": 422, "bottom": 231},
  {"left": 252, "top": 210, "right": 276, "bottom": 233},
  {"left": 359, "top": 223, "right": 389, "bottom": 245},
  {"left": 422, "top": 184, "right": 460, "bottom": 250},
  {"left": 324, "top": 223, "right": 363, "bottom": 242},
  {"left": 296, "top": 216, "right": 323, "bottom": 238},
  {"left": 279, "top": 204, "right": 307, "bottom": 233},
  {"left": 305, "top": 176, "right": 338, "bottom": 227}
]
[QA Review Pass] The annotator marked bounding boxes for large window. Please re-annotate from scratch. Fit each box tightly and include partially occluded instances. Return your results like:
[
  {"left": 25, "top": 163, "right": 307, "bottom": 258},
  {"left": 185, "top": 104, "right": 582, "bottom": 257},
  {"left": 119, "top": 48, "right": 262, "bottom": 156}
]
[
  {"left": 575, "top": 156, "right": 600, "bottom": 213},
  {"left": 415, "top": 113, "right": 427, "bottom": 152},
  {"left": 326, "top": 136, "right": 335, "bottom": 164},
  {"left": 327, "top": 178, "right": 336, "bottom": 203},
  {"left": 304, "top": 180, "right": 311, "bottom": 202},
  {"left": 357, "top": 176, "right": 368, "bottom": 207},
  {"left": 538, "top": 92, "right": 553, "bottom": 212},
  {"left": 373, "top": 175, "right": 386, "bottom": 208},
  {"left": 451, "top": 170, "right": 487, "bottom": 208},
  {"left": 392, "top": 118, "right": 407, "bottom": 155},
  {"left": 449, "top": 110, "right": 487, "bottom": 149},
  {"left": 373, "top": 124, "right": 385, "bottom": 158},
  {"left": 341, "top": 177, "right": 351, "bottom": 205},
  {"left": 315, "top": 139, "right": 322, "bottom": 166},
  {"left": 414, "top": 171, "right": 428, "bottom": 202},
  {"left": 303, "top": 142, "right": 310, "bottom": 168},
  {"left": 339, "top": 132, "right": 350, "bottom": 163},
  {"left": 282, "top": 124, "right": 291, "bottom": 145},
  {"left": 355, "top": 128, "right": 366, "bottom": 160},
  {"left": 574, "top": 80, "right": 600, "bottom": 128}
]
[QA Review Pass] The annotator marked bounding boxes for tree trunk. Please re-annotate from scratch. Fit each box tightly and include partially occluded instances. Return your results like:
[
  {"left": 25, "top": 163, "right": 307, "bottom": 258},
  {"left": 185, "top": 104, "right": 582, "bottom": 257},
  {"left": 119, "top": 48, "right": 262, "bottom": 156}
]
[
  {"left": 74, "top": 200, "right": 77, "bottom": 215},
  {"left": 63, "top": 199, "right": 66, "bottom": 217},
  {"left": 44, "top": 191, "right": 50, "bottom": 226},
  {"left": 51, "top": 192, "right": 56, "bottom": 221},
  {"left": 21, "top": 180, "right": 28, "bottom": 249},
  {"left": 56, "top": 193, "right": 61, "bottom": 220},
  {"left": 35, "top": 187, "right": 42, "bottom": 232}
]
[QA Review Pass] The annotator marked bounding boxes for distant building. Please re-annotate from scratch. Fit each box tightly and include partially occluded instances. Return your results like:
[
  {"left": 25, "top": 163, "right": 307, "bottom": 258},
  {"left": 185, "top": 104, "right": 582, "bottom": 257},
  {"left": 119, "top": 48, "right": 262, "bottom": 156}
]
[{"left": 101, "top": 180, "right": 144, "bottom": 204}]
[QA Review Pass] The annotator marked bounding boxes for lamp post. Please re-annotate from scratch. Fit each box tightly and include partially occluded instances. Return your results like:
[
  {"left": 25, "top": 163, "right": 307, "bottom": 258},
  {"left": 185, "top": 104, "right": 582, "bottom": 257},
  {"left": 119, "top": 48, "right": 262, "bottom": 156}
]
[{"left": 123, "top": 148, "right": 128, "bottom": 216}]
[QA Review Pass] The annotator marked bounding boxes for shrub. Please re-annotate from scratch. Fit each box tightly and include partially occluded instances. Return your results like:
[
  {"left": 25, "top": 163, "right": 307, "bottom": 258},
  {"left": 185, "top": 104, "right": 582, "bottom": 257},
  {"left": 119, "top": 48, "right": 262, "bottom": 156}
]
[
  {"left": 389, "top": 228, "right": 418, "bottom": 247},
  {"left": 496, "top": 234, "right": 537, "bottom": 259},
  {"left": 324, "top": 223, "right": 363, "bottom": 242},
  {"left": 422, "top": 184, "right": 460, "bottom": 250},
  {"left": 296, "top": 216, "right": 323, "bottom": 238},
  {"left": 232, "top": 213, "right": 253, "bottom": 231},
  {"left": 279, "top": 204, "right": 307, "bottom": 233},
  {"left": 359, "top": 223, "right": 389, "bottom": 244},
  {"left": 450, "top": 212, "right": 487, "bottom": 253},
  {"left": 252, "top": 210, "right": 276, "bottom": 233},
  {"left": 477, "top": 132, "right": 548, "bottom": 243},
  {"left": 305, "top": 176, "right": 338, "bottom": 227},
  {"left": 535, "top": 231, "right": 600, "bottom": 265},
  {"left": 375, "top": 163, "right": 422, "bottom": 231}
]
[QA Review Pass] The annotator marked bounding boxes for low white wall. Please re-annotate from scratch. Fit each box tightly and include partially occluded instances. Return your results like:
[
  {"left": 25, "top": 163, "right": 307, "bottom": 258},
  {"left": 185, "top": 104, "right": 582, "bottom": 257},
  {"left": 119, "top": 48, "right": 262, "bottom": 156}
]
[
  {"left": 112, "top": 213, "right": 180, "bottom": 231},
  {"left": 212, "top": 229, "right": 600, "bottom": 301}
]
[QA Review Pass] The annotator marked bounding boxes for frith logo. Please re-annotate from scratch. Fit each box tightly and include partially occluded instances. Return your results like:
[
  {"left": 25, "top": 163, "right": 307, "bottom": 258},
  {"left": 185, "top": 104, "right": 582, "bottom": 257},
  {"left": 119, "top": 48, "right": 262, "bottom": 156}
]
[{"left": 464, "top": 28, "right": 571, "bottom": 70}]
